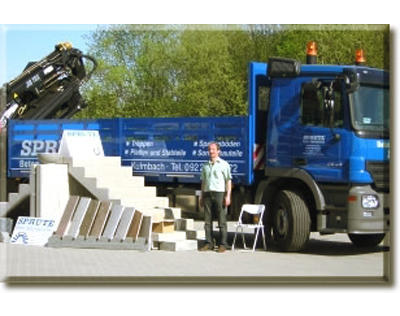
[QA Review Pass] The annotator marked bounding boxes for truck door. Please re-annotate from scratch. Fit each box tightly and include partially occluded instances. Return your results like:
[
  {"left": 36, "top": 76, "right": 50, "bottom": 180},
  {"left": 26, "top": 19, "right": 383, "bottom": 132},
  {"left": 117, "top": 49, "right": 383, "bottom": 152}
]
[
  {"left": 293, "top": 78, "right": 348, "bottom": 183},
  {"left": 248, "top": 62, "right": 272, "bottom": 182},
  {"left": 254, "top": 75, "right": 270, "bottom": 172}
]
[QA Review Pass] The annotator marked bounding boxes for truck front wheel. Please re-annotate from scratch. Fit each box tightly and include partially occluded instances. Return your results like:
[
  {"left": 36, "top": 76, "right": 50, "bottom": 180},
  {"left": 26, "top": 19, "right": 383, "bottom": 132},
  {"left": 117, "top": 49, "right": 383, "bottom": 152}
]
[
  {"left": 271, "top": 190, "right": 311, "bottom": 252},
  {"left": 348, "top": 233, "right": 385, "bottom": 248}
]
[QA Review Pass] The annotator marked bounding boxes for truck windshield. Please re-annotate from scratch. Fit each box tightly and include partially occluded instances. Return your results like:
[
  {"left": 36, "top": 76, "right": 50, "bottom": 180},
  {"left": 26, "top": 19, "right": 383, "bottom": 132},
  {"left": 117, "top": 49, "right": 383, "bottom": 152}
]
[{"left": 350, "top": 85, "right": 389, "bottom": 134}]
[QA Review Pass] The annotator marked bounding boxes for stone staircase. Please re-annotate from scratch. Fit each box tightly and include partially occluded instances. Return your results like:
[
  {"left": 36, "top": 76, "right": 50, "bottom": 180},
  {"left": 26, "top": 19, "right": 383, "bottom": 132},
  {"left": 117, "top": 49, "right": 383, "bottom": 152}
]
[
  {"left": 0, "top": 183, "right": 31, "bottom": 240},
  {"left": 38, "top": 154, "right": 170, "bottom": 219},
  {"left": 152, "top": 217, "right": 206, "bottom": 251},
  {"left": 2, "top": 154, "right": 206, "bottom": 250},
  {"left": 0, "top": 183, "right": 31, "bottom": 218},
  {"left": 64, "top": 156, "right": 207, "bottom": 250}
]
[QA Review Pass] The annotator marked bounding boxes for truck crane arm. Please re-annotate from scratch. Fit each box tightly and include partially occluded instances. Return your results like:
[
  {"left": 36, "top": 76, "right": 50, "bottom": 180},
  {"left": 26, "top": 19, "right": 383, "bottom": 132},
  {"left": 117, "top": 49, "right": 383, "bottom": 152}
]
[{"left": 0, "top": 42, "right": 97, "bottom": 129}]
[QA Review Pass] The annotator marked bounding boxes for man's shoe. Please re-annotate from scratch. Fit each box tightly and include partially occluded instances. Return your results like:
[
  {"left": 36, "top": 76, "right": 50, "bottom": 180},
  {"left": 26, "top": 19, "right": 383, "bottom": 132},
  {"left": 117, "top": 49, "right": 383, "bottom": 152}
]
[
  {"left": 199, "top": 244, "right": 213, "bottom": 251},
  {"left": 217, "top": 245, "right": 226, "bottom": 253}
]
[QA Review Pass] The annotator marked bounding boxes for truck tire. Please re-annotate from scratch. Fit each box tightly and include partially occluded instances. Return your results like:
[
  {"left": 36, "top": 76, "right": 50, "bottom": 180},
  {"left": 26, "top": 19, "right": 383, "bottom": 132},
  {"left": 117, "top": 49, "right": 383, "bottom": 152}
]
[
  {"left": 271, "top": 190, "right": 311, "bottom": 252},
  {"left": 348, "top": 233, "right": 385, "bottom": 248}
]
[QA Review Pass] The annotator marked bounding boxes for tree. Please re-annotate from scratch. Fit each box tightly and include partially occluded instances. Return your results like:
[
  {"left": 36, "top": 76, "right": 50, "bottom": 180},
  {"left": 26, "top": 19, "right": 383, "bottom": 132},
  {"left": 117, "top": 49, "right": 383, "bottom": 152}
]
[
  {"left": 262, "top": 25, "right": 389, "bottom": 69},
  {"left": 174, "top": 26, "right": 247, "bottom": 116},
  {"left": 79, "top": 25, "right": 253, "bottom": 118},
  {"left": 77, "top": 24, "right": 389, "bottom": 119},
  {"left": 79, "top": 25, "right": 181, "bottom": 118}
]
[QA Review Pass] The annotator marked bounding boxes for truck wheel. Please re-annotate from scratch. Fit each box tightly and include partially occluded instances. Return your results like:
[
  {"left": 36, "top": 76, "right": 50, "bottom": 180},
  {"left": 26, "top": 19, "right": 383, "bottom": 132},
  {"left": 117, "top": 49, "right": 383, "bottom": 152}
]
[
  {"left": 271, "top": 190, "right": 311, "bottom": 251},
  {"left": 348, "top": 233, "right": 385, "bottom": 248}
]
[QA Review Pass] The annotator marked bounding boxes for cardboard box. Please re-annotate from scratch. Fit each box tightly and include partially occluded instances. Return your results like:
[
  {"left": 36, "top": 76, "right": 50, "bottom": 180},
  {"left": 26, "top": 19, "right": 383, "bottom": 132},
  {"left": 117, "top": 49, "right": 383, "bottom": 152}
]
[{"left": 152, "top": 221, "right": 175, "bottom": 233}]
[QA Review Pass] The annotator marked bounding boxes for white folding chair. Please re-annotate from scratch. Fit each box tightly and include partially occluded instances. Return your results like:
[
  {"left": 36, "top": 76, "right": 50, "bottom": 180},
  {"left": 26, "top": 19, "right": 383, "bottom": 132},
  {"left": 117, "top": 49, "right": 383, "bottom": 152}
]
[{"left": 231, "top": 204, "right": 267, "bottom": 252}]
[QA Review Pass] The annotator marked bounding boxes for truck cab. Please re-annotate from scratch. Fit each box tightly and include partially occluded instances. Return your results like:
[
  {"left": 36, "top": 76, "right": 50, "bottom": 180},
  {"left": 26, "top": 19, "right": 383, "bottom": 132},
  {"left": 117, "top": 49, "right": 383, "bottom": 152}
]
[{"left": 250, "top": 54, "right": 389, "bottom": 251}]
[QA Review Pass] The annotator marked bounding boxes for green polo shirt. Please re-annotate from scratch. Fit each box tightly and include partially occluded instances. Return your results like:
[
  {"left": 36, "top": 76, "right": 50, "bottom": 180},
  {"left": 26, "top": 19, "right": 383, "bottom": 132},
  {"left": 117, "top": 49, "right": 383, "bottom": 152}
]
[{"left": 201, "top": 157, "right": 232, "bottom": 192}]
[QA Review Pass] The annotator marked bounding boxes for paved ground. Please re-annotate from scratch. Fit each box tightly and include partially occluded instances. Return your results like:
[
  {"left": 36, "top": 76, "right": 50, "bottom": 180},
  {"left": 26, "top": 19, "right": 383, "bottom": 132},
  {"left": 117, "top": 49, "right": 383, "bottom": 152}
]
[{"left": 0, "top": 222, "right": 391, "bottom": 284}]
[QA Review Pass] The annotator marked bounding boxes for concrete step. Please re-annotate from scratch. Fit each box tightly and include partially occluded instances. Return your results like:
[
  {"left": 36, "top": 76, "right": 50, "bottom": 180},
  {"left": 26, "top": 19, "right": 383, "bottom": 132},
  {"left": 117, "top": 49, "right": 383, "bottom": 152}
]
[
  {"left": 68, "top": 156, "right": 170, "bottom": 215},
  {"left": 69, "top": 168, "right": 116, "bottom": 200},
  {"left": 103, "top": 192, "right": 159, "bottom": 206},
  {"left": 6, "top": 190, "right": 30, "bottom": 216},
  {"left": 71, "top": 167, "right": 139, "bottom": 192},
  {"left": 71, "top": 177, "right": 111, "bottom": 201},
  {"left": 174, "top": 218, "right": 194, "bottom": 231},
  {"left": 132, "top": 208, "right": 165, "bottom": 222},
  {"left": 0, "top": 202, "right": 8, "bottom": 217},
  {"left": 106, "top": 186, "right": 157, "bottom": 199},
  {"left": 47, "top": 235, "right": 149, "bottom": 251},
  {"left": 0, "top": 217, "right": 13, "bottom": 233},
  {"left": 152, "top": 231, "right": 187, "bottom": 242},
  {"left": 82, "top": 179, "right": 145, "bottom": 192},
  {"left": 87, "top": 176, "right": 145, "bottom": 188},
  {"left": 136, "top": 208, "right": 166, "bottom": 222},
  {"left": 3, "top": 192, "right": 29, "bottom": 218},
  {"left": 8, "top": 193, "right": 20, "bottom": 205},
  {"left": 0, "top": 232, "right": 10, "bottom": 242},
  {"left": 70, "top": 171, "right": 166, "bottom": 208},
  {"left": 70, "top": 156, "right": 122, "bottom": 168},
  {"left": 70, "top": 166, "right": 128, "bottom": 180},
  {"left": 121, "top": 197, "right": 169, "bottom": 209},
  {"left": 18, "top": 183, "right": 31, "bottom": 195},
  {"left": 159, "top": 240, "right": 198, "bottom": 251},
  {"left": 186, "top": 229, "right": 206, "bottom": 240},
  {"left": 155, "top": 207, "right": 182, "bottom": 220},
  {"left": 80, "top": 165, "right": 133, "bottom": 179}
]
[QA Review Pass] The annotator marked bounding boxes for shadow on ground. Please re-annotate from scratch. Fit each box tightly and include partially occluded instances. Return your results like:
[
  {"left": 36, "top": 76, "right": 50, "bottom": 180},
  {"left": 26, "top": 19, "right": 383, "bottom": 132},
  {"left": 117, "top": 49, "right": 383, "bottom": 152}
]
[{"left": 221, "top": 231, "right": 389, "bottom": 256}]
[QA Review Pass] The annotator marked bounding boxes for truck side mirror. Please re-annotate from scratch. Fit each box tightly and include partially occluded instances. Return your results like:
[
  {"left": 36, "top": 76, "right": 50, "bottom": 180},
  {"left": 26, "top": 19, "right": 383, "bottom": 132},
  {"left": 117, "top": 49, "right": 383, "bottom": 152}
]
[
  {"left": 322, "top": 86, "right": 334, "bottom": 127},
  {"left": 323, "top": 84, "right": 341, "bottom": 141},
  {"left": 343, "top": 71, "right": 359, "bottom": 93},
  {"left": 267, "top": 57, "right": 301, "bottom": 78}
]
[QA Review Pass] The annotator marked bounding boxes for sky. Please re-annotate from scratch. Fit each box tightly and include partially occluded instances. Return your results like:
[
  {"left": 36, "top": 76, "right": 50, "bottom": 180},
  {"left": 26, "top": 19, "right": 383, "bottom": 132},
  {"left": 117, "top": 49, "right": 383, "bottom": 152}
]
[{"left": 0, "top": 24, "right": 101, "bottom": 85}]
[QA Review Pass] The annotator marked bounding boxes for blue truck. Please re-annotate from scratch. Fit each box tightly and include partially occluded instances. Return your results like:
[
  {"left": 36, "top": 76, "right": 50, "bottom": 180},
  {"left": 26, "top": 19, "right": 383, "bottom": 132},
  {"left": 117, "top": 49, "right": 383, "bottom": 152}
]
[{"left": 1, "top": 46, "right": 390, "bottom": 251}]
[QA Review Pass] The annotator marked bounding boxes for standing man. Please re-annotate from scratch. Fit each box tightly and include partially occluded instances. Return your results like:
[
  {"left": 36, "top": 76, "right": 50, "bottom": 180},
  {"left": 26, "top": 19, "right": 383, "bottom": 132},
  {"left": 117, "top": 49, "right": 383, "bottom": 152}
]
[{"left": 199, "top": 141, "right": 232, "bottom": 253}]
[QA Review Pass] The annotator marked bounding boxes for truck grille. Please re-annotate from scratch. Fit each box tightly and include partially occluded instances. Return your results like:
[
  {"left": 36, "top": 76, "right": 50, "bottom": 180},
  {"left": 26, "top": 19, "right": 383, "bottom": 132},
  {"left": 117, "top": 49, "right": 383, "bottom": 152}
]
[{"left": 366, "top": 161, "right": 390, "bottom": 192}]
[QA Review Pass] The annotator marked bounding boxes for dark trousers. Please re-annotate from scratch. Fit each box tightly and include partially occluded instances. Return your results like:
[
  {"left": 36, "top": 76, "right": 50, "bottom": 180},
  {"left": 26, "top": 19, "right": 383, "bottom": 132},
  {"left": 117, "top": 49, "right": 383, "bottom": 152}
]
[{"left": 203, "top": 191, "right": 228, "bottom": 247}]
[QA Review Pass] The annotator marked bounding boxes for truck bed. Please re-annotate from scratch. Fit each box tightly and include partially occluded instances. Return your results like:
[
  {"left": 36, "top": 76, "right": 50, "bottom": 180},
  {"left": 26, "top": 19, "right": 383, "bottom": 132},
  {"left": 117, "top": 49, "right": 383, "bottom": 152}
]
[{"left": 7, "top": 116, "right": 253, "bottom": 185}]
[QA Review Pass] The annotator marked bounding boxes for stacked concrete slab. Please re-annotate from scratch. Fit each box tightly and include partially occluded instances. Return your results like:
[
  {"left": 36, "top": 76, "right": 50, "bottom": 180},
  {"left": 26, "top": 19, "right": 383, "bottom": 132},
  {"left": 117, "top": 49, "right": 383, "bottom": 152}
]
[
  {"left": 47, "top": 196, "right": 205, "bottom": 251},
  {"left": 30, "top": 163, "right": 70, "bottom": 223},
  {"left": 151, "top": 207, "right": 205, "bottom": 251},
  {"left": 47, "top": 196, "right": 152, "bottom": 251}
]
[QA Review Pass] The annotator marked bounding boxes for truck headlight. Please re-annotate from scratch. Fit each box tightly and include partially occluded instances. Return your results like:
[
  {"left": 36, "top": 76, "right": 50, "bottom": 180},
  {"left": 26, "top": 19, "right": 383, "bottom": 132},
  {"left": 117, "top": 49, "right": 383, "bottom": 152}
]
[{"left": 362, "top": 195, "right": 379, "bottom": 209}]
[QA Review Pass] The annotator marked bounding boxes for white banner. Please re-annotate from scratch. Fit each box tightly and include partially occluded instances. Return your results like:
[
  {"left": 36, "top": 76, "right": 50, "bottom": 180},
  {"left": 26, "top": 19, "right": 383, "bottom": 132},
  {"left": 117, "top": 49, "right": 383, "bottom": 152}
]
[
  {"left": 10, "top": 217, "right": 56, "bottom": 246},
  {"left": 58, "top": 129, "right": 104, "bottom": 158}
]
